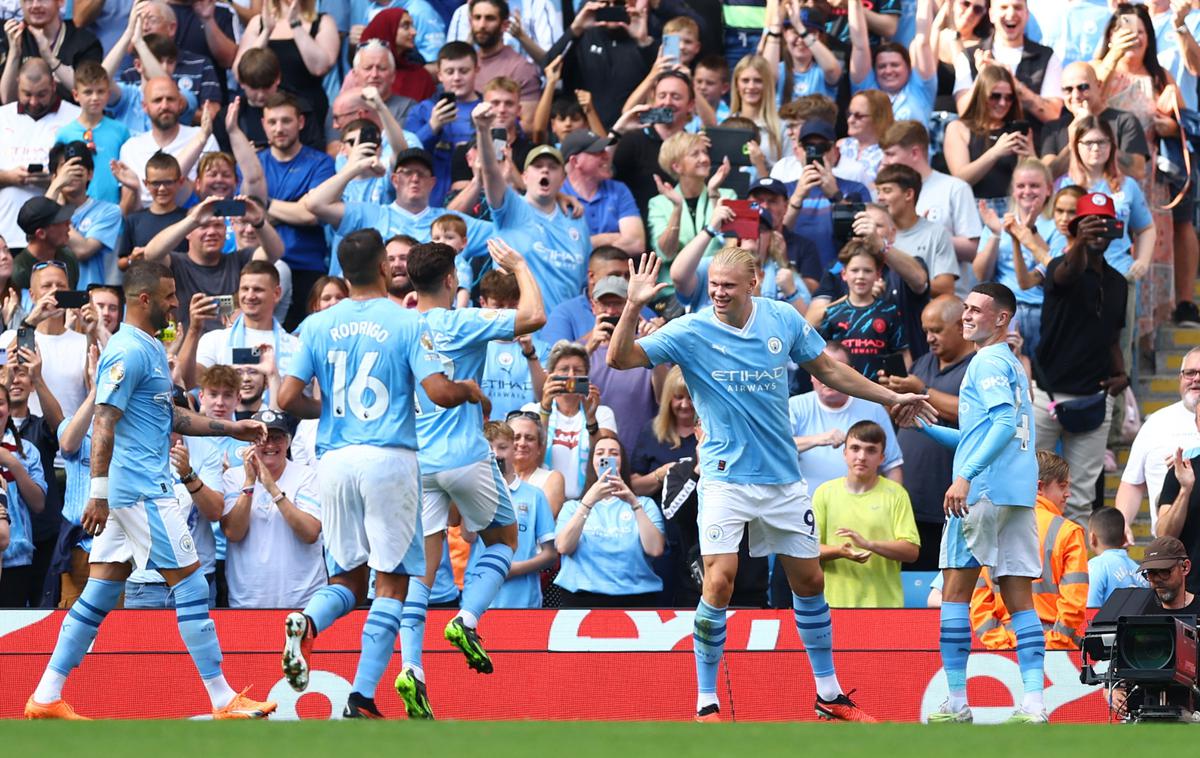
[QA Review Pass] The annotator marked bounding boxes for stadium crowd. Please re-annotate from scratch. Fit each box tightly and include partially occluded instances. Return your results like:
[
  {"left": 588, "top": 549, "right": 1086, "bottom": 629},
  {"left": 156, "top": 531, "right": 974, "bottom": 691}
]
[{"left": 0, "top": 0, "right": 1197, "bottom": 646}]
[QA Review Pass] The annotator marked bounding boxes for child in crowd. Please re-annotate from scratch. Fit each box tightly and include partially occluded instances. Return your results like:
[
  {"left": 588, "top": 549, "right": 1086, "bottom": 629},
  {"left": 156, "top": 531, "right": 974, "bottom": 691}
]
[
  {"left": 818, "top": 239, "right": 908, "bottom": 378},
  {"left": 430, "top": 213, "right": 473, "bottom": 308},
  {"left": 56, "top": 61, "right": 129, "bottom": 205},
  {"left": 1087, "top": 507, "right": 1147, "bottom": 607}
]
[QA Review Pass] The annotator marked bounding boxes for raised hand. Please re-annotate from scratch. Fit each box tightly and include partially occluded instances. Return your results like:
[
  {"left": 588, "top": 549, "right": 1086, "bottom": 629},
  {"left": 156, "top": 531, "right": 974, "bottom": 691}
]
[{"left": 626, "top": 253, "right": 668, "bottom": 307}]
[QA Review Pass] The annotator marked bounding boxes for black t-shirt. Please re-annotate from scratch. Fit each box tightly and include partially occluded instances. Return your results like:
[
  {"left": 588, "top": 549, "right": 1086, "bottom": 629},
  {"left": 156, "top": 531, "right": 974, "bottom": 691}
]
[
  {"left": 630, "top": 420, "right": 697, "bottom": 503},
  {"left": 1144, "top": 591, "right": 1200, "bottom": 617},
  {"left": 1039, "top": 107, "right": 1150, "bottom": 162},
  {"left": 1157, "top": 462, "right": 1200, "bottom": 598},
  {"left": 168, "top": 2, "right": 237, "bottom": 99},
  {"left": 1036, "top": 256, "right": 1127, "bottom": 395},
  {"left": 169, "top": 247, "right": 255, "bottom": 330},
  {"left": 785, "top": 228, "right": 823, "bottom": 284},
  {"left": 117, "top": 208, "right": 188, "bottom": 260},
  {"left": 612, "top": 127, "right": 668, "bottom": 219},
  {"left": 544, "top": 27, "right": 655, "bottom": 128},
  {"left": 13, "top": 247, "right": 79, "bottom": 290},
  {"left": 0, "top": 23, "right": 103, "bottom": 103},
  {"left": 14, "top": 414, "right": 61, "bottom": 543}
]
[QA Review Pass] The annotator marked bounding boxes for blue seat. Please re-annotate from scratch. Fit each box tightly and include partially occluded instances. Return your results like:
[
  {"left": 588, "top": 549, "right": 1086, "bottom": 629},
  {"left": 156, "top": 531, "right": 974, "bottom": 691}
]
[{"left": 901, "top": 571, "right": 939, "bottom": 608}]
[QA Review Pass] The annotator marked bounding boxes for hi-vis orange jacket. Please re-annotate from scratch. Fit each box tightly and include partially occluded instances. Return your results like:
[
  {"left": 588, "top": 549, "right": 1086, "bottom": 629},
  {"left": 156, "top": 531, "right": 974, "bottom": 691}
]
[{"left": 970, "top": 495, "right": 1089, "bottom": 650}]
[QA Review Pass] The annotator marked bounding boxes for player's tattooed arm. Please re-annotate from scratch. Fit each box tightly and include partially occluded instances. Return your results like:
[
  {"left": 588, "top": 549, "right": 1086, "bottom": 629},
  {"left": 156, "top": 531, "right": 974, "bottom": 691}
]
[{"left": 89, "top": 403, "right": 124, "bottom": 480}]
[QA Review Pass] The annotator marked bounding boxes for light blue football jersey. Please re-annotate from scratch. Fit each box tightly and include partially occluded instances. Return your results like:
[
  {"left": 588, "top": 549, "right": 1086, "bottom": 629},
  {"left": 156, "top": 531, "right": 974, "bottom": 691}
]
[
  {"left": 638, "top": 297, "right": 826, "bottom": 484},
  {"left": 95, "top": 325, "right": 176, "bottom": 507},
  {"left": 492, "top": 186, "right": 590, "bottom": 316},
  {"left": 955, "top": 342, "right": 1037, "bottom": 507},
  {"left": 415, "top": 307, "right": 516, "bottom": 472},
  {"left": 288, "top": 298, "right": 444, "bottom": 454},
  {"left": 58, "top": 417, "right": 93, "bottom": 551}
]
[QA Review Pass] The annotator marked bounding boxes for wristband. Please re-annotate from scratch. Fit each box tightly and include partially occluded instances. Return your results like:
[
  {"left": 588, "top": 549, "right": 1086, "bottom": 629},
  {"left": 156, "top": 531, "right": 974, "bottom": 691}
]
[
  {"left": 586, "top": 421, "right": 600, "bottom": 435},
  {"left": 180, "top": 470, "right": 198, "bottom": 485},
  {"left": 290, "top": 19, "right": 303, "bottom": 28},
  {"left": 273, "top": 491, "right": 287, "bottom": 504},
  {"left": 783, "top": 288, "right": 802, "bottom": 303},
  {"left": 89, "top": 476, "right": 109, "bottom": 500},
  {"left": 186, "top": 481, "right": 202, "bottom": 495},
  {"left": 522, "top": 349, "right": 537, "bottom": 360},
  {"left": 250, "top": 218, "right": 265, "bottom": 229},
  {"left": 241, "top": 486, "right": 255, "bottom": 496},
  {"left": 702, "top": 224, "right": 721, "bottom": 238},
  {"left": 766, "top": 30, "right": 782, "bottom": 38}
]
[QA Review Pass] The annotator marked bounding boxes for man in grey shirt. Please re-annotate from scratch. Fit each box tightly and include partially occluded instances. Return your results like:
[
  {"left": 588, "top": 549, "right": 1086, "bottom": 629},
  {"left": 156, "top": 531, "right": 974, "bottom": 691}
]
[{"left": 875, "top": 163, "right": 958, "bottom": 298}]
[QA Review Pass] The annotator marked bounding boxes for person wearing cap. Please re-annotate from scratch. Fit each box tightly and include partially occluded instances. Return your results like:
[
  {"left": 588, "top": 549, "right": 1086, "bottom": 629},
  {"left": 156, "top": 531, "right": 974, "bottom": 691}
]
[
  {"left": 301, "top": 143, "right": 493, "bottom": 277},
  {"left": 220, "top": 409, "right": 322, "bottom": 609},
  {"left": 778, "top": 119, "right": 872, "bottom": 269},
  {"left": 562, "top": 128, "right": 645, "bottom": 255},
  {"left": 476, "top": 100, "right": 590, "bottom": 316},
  {"left": 1137, "top": 535, "right": 1200, "bottom": 613},
  {"left": 11, "top": 196, "right": 80, "bottom": 290},
  {"left": 541, "top": 245, "right": 660, "bottom": 347},
  {"left": 1032, "top": 192, "right": 1128, "bottom": 525},
  {"left": 45, "top": 141, "right": 122, "bottom": 290},
  {"left": 749, "top": 175, "right": 822, "bottom": 290}
]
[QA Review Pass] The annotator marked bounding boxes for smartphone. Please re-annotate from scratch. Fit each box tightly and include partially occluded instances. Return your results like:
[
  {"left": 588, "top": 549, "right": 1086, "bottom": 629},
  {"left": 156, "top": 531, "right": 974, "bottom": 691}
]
[
  {"left": 638, "top": 106, "right": 675, "bottom": 125},
  {"left": 231, "top": 346, "right": 261, "bottom": 365},
  {"left": 879, "top": 352, "right": 908, "bottom": 379},
  {"left": 357, "top": 123, "right": 380, "bottom": 146},
  {"left": 598, "top": 455, "right": 617, "bottom": 479},
  {"left": 496, "top": 456, "right": 508, "bottom": 476},
  {"left": 213, "top": 294, "right": 235, "bottom": 319},
  {"left": 805, "top": 143, "right": 828, "bottom": 166},
  {"left": 64, "top": 142, "right": 91, "bottom": 161},
  {"left": 438, "top": 91, "right": 457, "bottom": 107},
  {"left": 54, "top": 290, "right": 89, "bottom": 309},
  {"left": 16, "top": 325, "right": 34, "bottom": 363},
  {"left": 1096, "top": 217, "right": 1127, "bottom": 240},
  {"left": 599, "top": 315, "right": 620, "bottom": 328},
  {"left": 1117, "top": 13, "right": 1138, "bottom": 31},
  {"left": 594, "top": 3, "right": 630, "bottom": 23},
  {"left": 26, "top": 163, "right": 43, "bottom": 173},
  {"left": 1004, "top": 120, "right": 1031, "bottom": 135},
  {"left": 210, "top": 199, "right": 246, "bottom": 217},
  {"left": 490, "top": 127, "right": 507, "bottom": 160},
  {"left": 661, "top": 33, "right": 681, "bottom": 62},
  {"left": 553, "top": 375, "right": 590, "bottom": 395}
]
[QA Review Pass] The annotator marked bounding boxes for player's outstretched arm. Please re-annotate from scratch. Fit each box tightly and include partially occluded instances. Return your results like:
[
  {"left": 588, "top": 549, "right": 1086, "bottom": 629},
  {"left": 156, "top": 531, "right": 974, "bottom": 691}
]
[
  {"left": 607, "top": 254, "right": 665, "bottom": 371},
  {"left": 805, "top": 351, "right": 937, "bottom": 425},
  {"left": 488, "top": 239, "right": 546, "bottom": 336},
  {"left": 423, "top": 374, "right": 486, "bottom": 410},
  {"left": 278, "top": 376, "right": 321, "bottom": 420},
  {"left": 172, "top": 406, "right": 268, "bottom": 444}
]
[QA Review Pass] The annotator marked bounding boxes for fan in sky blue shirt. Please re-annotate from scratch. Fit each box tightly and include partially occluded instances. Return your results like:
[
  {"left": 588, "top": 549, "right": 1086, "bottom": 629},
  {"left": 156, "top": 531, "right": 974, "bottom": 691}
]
[
  {"left": 467, "top": 478, "right": 554, "bottom": 607},
  {"left": 94, "top": 325, "right": 176, "bottom": 508},
  {"left": 333, "top": 202, "right": 492, "bottom": 276},
  {"left": 58, "top": 417, "right": 93, "bottom": 552},
  {"left": 852, "top": 71, "right": 936, "bottom": 124},
  {"left": 0, "top": 437, "right": 47, "bottom": 569},
  {"left": 638, "top": 297, "right": 827, "bottom": 484},
  {"left": 481, "top": 336, "right": 549, "bottom": 420},
  {"left": 1087, "top": 548, "right": 1147, "bottom": 607},
  {"left": 56, "top": 117, "right": 130, "bottom": 205},
  {"left": 107, "top": 81, "right": 199, "bottom": 135},
  {"left": 491, "top": 185, "right": 590, "bottom": 317},
  {"left": 287, "top": 297, "right": 444, "bottom": 454},
  {"left": 260, "top": 145, "right": 337, "bottom": 273},
  {"left": 73, "top": 197, "right": 125, "bottom": 289},
  {"left": 415, "top": 307, "right": 517, "bottom": 472},
  {"left": 553, "top": 495, "right": 665, "bottom": 596},
  {"left": 779, "top": 62, "right": 837, "bottom": 101},
  {"left": 405, "top": 93, "right": 481, "bottom": 206}
]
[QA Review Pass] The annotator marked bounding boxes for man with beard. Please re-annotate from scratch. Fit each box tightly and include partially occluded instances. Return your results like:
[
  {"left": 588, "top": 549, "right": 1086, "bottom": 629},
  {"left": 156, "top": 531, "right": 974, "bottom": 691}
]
[
  {"left": 468, "top": 0, "right": 541, "bottom": 125},
  {"left": 0, "top": 59, "right": 81, "bottom": 248},
  {"left": 385, "top": 235, "right": 417, "bottom": 306},
  {"left": 117, "top": 76, "right": 218, "bottom": 207},
  {"left": 302, "top": 147, "right": 491, "bottom": 277},
  {"left": 254, "top": 92, "right": 335, "bottom": 330}
]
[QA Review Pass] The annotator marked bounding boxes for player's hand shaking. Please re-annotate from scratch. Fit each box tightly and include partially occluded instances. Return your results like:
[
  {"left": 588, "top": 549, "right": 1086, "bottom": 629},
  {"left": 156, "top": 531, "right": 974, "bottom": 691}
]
[
  {"left": 230, "top": 419, "right": 269, "bottom": 445},
  {"left": 891, "top": 392, "right": 937, "bottom": 427}
]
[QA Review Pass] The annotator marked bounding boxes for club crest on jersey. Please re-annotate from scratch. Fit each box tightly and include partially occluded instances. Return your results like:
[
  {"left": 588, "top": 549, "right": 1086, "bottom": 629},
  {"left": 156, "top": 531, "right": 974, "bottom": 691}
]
[
  {"left": 568, "top": 228, "right": 581, "bottom": 241},
  {"left": 482, "top": 309, "right": 500, "bottom": 321},
  {"left": 498, "top": 351, "right": 514, "bottom": 366},
  {"left": 179, "top": 533, "right": 195, "bottom": 555},
  {"left": 767, "top": 337, "right": 783, "bottom": 354},
  {"left": 706, "top": 524, "right": 724, "bottom": 542}
]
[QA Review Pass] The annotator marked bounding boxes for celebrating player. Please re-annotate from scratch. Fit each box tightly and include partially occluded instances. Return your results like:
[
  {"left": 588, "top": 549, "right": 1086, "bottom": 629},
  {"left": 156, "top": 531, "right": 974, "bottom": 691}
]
[
  {"left": 277, "top": 229, "right": 486, "bottom": 719},
  {"left": 394, "top": 238, "right": 545, "bottom": 719},
  {"left": 26, "top": 261, "right": 275, "bottom": 720},
  {"left": 916, "top": 283, "right": 1046, "bottom": 724},
  {"left": 607, "top": 249, "right": 936, "bottom": 722}
]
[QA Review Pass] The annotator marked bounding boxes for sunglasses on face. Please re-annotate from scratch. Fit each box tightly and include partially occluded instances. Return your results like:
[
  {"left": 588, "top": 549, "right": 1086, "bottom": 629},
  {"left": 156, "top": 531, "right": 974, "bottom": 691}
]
[
  {"left": 1061, "top": 83, "right": 1091, "bottom": 95},
  {"left": 958, "top": 0, "right": 986, "bottom": 14},
  {"left": 505, "top": 410, "right": 542, "bottom": 423},
  {"left": 988, "top": 91, "right": 1014, "bottom": 103}
]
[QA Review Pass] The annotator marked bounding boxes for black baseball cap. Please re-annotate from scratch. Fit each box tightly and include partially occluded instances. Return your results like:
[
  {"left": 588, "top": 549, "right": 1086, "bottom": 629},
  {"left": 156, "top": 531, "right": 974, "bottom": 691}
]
[
  {"left": 393, "top": 147, "right": 435, "bottom": 173},
  {"left": 252, "top": 409, "right": 292, "bottom": 435},
  {"left": 17, "top": 197, "right": 73, "bottom": 235},
  {"left": 561, "top": 129, "right": 610, "bottom": 161}
]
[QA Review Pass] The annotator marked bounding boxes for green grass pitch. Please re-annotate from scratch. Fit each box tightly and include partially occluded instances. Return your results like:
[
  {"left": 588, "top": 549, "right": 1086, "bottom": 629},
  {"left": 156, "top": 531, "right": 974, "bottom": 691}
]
[{"left": 3, "top": 721, "right": 1192, "bottom": 757}]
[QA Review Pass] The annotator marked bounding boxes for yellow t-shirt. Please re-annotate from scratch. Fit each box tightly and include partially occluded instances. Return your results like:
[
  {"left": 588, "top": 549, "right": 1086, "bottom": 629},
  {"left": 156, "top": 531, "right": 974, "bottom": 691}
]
[{"left": 812, "top": 477, "right": 920, "bottom": 608}]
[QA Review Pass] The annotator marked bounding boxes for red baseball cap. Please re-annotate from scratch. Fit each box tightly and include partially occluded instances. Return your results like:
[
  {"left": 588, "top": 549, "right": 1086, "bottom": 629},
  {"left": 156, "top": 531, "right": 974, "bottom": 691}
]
[{"left": 1068, "top": 192, "right": 1117, "bottom": 235}]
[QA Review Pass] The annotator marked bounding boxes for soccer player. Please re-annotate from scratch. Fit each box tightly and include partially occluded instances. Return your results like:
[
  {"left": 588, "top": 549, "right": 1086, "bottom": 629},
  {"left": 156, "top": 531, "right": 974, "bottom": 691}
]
[
  {"left": 395, "top": 237, "right": 545, "bottom": 719},
  {"left": 25, "top": 260, "right": 275, "bottom": 721},
  {"left": 607, "top": 249, "right": 936, "bottom": 722},
  {"left": 916, "top": 282, "right": 1045, "bottom": 724},
  {"left": 277, "top": 229, "right": 486, "bottom": 719}
]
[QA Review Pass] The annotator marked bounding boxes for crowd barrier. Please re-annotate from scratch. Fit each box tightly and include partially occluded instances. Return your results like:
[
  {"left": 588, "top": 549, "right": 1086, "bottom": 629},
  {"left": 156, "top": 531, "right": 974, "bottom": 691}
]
[{"left": 0, "top": 609, "right": 1111, "bottom": 722}]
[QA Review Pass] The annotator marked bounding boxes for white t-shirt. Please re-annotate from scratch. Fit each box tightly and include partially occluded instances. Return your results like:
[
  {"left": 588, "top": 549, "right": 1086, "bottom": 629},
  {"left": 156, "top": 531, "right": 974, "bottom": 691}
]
[
  {"left": 0, "top": 101, "right": 82, "bottom": 247},
  {"left": 952, "top": 46, "right": 1064, "bottom": 99},
  {"left": 221, "top": 460, "right": 325, "bottom": 609},
  {"left": 0, "top": 328, "right": 88, "bottom": 421},
  {"left": 521, "top": 401, "right": 617, "bottom": 500},
  {"left": 118, "top": 125, "right": 219, "bottom": 205},
  {"left": 918, "top": 170, "right": 983, "bottom": 297},
  {"left": 895, "top": 216, "right": 959, "bottom": 285},
  {"left": 195, "top": 321, "right": 300, "bottom": 372},
  {"left": 290, "top": 418, "right": 319, "bottom": 468},
  {"left": 770, "top": 154, "right": 805, "bottom": 185},
  {"left": 1121, "top": 400, "right": 1200, "bottom": 534}
]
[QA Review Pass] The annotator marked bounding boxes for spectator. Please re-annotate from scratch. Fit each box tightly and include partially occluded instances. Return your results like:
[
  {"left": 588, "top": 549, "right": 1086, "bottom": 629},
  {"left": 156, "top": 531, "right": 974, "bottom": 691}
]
[
  {"left": 879, "top": 121, "right": 982, "bottom": 292},
  {"left": 0, "top": 59, "right": 82, "bottom": 249},
  {"left": 506, "top": 411, "right": 566, "bottom": 515},
  {"left": 234, "top": 49, "right": 325, "bottom": 151},
  {"left": 3, "top": 259, "right": 87, "bottom": 418},
  {"left": 0, "top": 382, "right": 47, "bottom": 607},
  {"left": 255, "top": 91, "right": 336, "bottom": 329},
  {"left": 612, "top": 70, "right": 696, "bottom": 217},
  {"left": 55, "top": 344, "right": 98, "bottom": 608},
  {"left": 1039, "top": 62, "right": 1148, "bottom": 182},
  {"left": 1087, "top": 506, "right": 1146, "bottom": 607},
  {"left": 561, "top": 129, "right": 645, "bottom": 256},
  {"left": 472, "top": 420, "right": 556, "bottom": 608},
  {"left": 728, "top": 54, "right": 783, "bottom": 167},
  {"left": 815, "top": 420, "right": 920, "bottom": 608},
  {"left": 0, "top": 237, "right": 24, "bottom": 331},
  {"left": 54, "top": 60, "right": 130, "bottom": 206},
  {"left": 554, "top": 432, "right": 665, "bottom": 607},
  {"left": 630, "top": 364, "right": 696, "bottom": 497},
  {"left": 465, "top": 0, "right": 541, "bottom": 125},
  {"left": 875, "top": 163, "right": 958, "bottom": 300},
  {"left": 692, "top": 54, "right": 731, "bottom": 124},
  {"left": 193, "top": 260, "right": 299, "bottom": 380},
  {"left": 221, "top": 409, "right": 323, "bottom": 609},
  {"left": 479, "top": 270, "right": 547, "bottom": 420},
  {"left": 404, "top": 41, "right": 484, "bottom": 206},
  {"left": 818, "top": 240, "right": 911, "bottom": 377},
  {"left": 306, "top": 274, "right": 349, "bottom": 315},
  {"left": 446, "top": 76, "right": 533, "bottom": 214},
  {"left": 116, "top": 0, "right": 224, "bottom": 115},
  {"left": 233, "top": 0, "right": 340, "bottom": 147},
  {"left": 338, "top": 39, "right": 419, "bottom": 131},
  {"left": 74, "top": 0, "right": 134, "bottom": 55},
  {"left": 141, "top": 195, "right": 281, "bottom": 330},
  {"left": 973, "top": 157, "right": 1055, "bottom": 356},
  {"left": 349, "top": 0, "right": 447, "bottom": 63},
  {"left": 848, "top": 0, "right": 936, "bottom": 123},
  {"left": 163, "top": 0, "right": 238, "bottom": 78},
  {"left": 932, "top": 0, "right": 992, "bottom": 75},
  {"left": 102, "top": 24, "right": 199, "bottom": 133},
  {"left": 789, "top": 341, "right": 904, "bottom": 489},
  {"left": 943, "top": 64, "right": 1035, "bottom": 213},
  {"left": 1116, "top": 348, "right": 1200, "bottom": 537},
  {"left": 770, "top": 95, "right": 838, "bottom": 183},
  {"left": 1154, "top": 406, "right": 1200, "bottom": 599},
  {"left": 746, "top": 177, "right": 822, "bottom": 289},
  {"left": 357, "top": 8, "right": 436, "bottom": 103},
  {"left": 1034, "top": 192, "right": 1129, "bottom": 524},
  {"left": 950, "top": 0, "right": 1063, "bottom": 126},
  {"left": 115, "top": 152, "right": 187, "bottom": 269},
  {"left": 86, "top": 284, "right": 122, "bottom": 344},
  {"left": 523, "top": 341, "right": 617, "bottom": 502},
  {"left": 779, "top": 119, "right": 872, "bottom": 269},
  {"left": 46, "top": 141, "right": 123, "bottom": 289},
  {"left": 761, "top": 0, "right": 840, "bottom": 105},
  {"left": 384, "top": 234, "right": 417, "bottom": 306},
  {"left": 12, "top": 197, "right": 80, "bottom": 289},
  {"left": 970, "top": 451, "right": 1087, "bottom": 649},
  {"left": 116, "top": 76, "right": 218, "bottom": 207},
  {"left": 477, "top": 103, "right": 589, "bottom": 316},
  {"left": 542, "top": 246, "right": 657, "bottom": 346},
  {"left": 1026, "top": 0, "right": 1111, "bottom": 67},
  {"left": 835, "top": 89, "right": 893, "bottom": 187},
  {"left": 0, "top": 0, "right": 102, "bottom": 104},
  {"left": 881, "top": 295, "right": 975, "bottom": 569}
]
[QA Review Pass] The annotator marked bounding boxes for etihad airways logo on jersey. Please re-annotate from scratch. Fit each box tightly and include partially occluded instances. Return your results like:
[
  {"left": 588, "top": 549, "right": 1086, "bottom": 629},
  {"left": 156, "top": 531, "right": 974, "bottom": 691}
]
[
  {"left": 711, "top": 366, "right": 786, "bottom": 392},
  {"left": 328, "top": 321, "right": 390, "bottom": 343}
]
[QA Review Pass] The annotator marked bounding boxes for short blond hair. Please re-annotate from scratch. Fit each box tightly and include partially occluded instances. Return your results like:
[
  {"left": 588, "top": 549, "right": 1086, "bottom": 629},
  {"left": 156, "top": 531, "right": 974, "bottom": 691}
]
[
  {"left": 658, "top": 131, "right": 708, "bottom": 179},
  {"left": 710, "top": 246, "right": 757, "bottom": 278}
]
